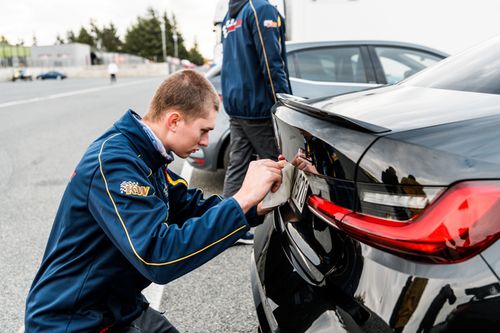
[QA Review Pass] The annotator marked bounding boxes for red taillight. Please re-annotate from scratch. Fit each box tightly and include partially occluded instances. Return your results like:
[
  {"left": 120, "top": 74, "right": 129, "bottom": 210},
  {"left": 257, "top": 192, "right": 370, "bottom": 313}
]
[
  {"left": 307, "top": 181, "right": 500, "bottom": 264},
  {"left": 308, "top": 195, "right": 351, "bottom": 222},
  {"left": 190, "top": 158, "right": 205, "bottom": 165}
]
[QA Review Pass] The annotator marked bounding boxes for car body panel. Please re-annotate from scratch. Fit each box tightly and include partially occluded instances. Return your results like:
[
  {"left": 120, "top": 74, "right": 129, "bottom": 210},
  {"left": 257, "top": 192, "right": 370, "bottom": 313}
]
[
  {"left": 480, "top": 240, "right": 500, "bottom": 278},
  {"left": 284, "top": 40, "right": 447, "bottom": 55},
  {"left": 310, "top": 85, "right": 500, "bottom": 133},
  {"left": 252, "top": 37, "right": 500, "bottom": 332},
  {"left": 288, "top": 77, "right": 376, "bottom": 99},
  {"left": 253, "top": 214, "right": 500, "bottom": 333},
  {"left": 358, "top": 115, "right": 500, "bottom": 186},
  {"left": 188, "top": 40, "right": 448, "bottom": 171}
]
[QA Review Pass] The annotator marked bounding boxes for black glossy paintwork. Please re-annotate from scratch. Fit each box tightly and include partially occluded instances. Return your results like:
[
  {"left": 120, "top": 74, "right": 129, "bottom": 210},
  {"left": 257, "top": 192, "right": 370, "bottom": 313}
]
[
  {"left": 253, "top": 91, "right": 500, "bottom": 331},
  {"left": 273, "top": 105, "right": 377, "bottom": 211},
  {"left": 274, "top": 105, "right": 376, "bottom": 178},
  {"left": 253, "top": 213, "right": 500, "bottom": 333},
  {"left": 309, "top": 85, "right": 500, "bottom": 133},
  {"left": 387, "top": 114, "right": 500, "bottom": 165},
  {"left": 358, "top": 114, "right": 500, "bottom": 186}
]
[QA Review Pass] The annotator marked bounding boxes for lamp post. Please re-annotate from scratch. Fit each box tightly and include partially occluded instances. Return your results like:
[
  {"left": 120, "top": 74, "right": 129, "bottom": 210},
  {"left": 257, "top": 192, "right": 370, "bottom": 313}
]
[
  {"left": 173, "top": 31, "right": 178, "bottom": 59},
  {"left": 96, "top": 39, "right": 102, "bottom": 65},
  {"left": 161, "top": 22, "right": 170, "bottom": 73},
  {"left": 160, "top": 23, "right": 167, "bottom": 63}
]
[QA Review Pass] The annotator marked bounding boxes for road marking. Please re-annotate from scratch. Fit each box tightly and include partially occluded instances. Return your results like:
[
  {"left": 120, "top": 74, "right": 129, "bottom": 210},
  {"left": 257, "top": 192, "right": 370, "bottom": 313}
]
[
  {"left": 0, "top": 78, "right": 157, "bottom": 109},
  {"left": 180, "top": 159, "right": 194, "bottom": 183},
  {"left": 142, "top": 283, "right": 165, "bottom": 311},
  {"left": 142, "top": 161, "right": 194, "bottom": 310}
]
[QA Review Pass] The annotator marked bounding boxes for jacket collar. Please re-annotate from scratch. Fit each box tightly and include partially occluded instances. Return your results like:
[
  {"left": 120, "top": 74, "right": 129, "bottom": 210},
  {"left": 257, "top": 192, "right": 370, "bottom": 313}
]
[
  {"left": 229, "top": 0, "right": 248, "bottom": 18},
  {"left": 113, "top": 110, "right": 169, "bottom": 170}
]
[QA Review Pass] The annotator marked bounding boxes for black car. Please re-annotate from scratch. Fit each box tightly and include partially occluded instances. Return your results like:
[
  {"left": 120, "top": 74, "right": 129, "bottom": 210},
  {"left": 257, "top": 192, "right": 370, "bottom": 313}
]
[
  {"left": 188, "top": 40, "right": 447, "bottom": 171},
  {"left": 252, "top": 36, "right": 500, "bottom": 332},
  {"left": 36, "top": 71, "right": 67, "bottom": 80}
]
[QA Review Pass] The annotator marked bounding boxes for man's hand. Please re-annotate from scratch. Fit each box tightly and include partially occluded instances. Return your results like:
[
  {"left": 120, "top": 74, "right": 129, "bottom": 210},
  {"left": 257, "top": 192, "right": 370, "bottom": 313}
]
[
  {"left": 256, "top": 201, "right": 273, "bottom": 216},
  {"left": 233, "top": 159, "right": 286, "bottom": 213},
  {"left": 291, "top": 150, "right": 318, "bottom": 174}
]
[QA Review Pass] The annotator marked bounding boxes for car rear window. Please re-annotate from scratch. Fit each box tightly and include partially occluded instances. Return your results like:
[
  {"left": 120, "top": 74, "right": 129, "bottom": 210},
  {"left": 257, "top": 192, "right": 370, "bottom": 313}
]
[
  {"left": 408, "top": 37, "right": 500, "bottom": 95},
  {"left": 290, "top": 46, "right": 367, "bottom": 83}
]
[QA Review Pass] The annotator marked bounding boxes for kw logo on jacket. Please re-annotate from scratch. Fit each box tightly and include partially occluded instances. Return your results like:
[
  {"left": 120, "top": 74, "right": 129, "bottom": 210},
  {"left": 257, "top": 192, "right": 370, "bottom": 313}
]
[
  {"left": 223, "top": 19, "right": 242, "bottom": 38},
  {"left": 120, "top": 181, "right": 150, "bottom": 197}
]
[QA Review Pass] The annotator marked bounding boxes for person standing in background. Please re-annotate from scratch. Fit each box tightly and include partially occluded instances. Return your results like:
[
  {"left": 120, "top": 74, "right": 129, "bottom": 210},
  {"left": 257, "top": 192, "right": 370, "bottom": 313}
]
[
  {"left": 108, "top": 62, "right": 118, "bottom": 83},
  {"left": 221, "top": 0, "right": 291, "bottom": 244}
]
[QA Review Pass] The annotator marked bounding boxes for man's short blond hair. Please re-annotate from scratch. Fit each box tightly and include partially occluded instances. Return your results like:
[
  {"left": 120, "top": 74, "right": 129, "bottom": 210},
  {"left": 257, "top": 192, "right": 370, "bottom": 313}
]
[{"left": 145, "top": 70, "right": 219, "bottom": 122}]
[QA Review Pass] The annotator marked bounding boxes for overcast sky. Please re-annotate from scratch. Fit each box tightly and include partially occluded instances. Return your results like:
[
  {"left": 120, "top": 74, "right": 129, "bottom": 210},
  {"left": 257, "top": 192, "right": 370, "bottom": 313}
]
[
  {"left": 1, "top": 0, "right": 220, "bottom": 58},
  {"left": 3, "top": 0, "right": 500, "bottom": 59}
]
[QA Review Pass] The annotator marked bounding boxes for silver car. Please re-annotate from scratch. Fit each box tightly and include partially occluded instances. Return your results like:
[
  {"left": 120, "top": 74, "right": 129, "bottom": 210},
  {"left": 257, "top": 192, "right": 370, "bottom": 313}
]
[{"left": 188, "top": 40, "right": 448, "bottom": 171}]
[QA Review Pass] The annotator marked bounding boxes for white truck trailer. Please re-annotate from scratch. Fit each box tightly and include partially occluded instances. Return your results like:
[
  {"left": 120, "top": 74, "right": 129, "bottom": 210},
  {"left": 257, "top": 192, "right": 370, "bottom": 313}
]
[{"left": 213, "top": 0, "right": 500, "bottom": 63}]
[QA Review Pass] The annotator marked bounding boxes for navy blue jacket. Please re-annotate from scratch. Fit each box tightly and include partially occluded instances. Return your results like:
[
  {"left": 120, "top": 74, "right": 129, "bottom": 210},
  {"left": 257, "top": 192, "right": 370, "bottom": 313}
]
[
  {"left": 25, "top": 110, "right": 259, "bottom": 331},
  {"left": 221, "top": 0, "right": 291, "bottom": 119}
]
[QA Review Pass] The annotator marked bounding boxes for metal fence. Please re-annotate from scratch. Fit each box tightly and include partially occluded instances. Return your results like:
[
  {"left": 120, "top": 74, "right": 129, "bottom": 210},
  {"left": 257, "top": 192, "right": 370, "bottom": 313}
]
[
  {"left": 0, "top": 45, "right": 31, "bottom": 68},
  {"left": 0, "top": 44, "right": 148, "bottom": 68}
]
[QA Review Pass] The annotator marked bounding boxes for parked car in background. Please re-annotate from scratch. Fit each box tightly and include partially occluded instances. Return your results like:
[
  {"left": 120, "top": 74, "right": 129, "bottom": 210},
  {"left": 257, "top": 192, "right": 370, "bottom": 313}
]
[
  {"left": 11, "top": 69, "right": 33, "bottom": 81},
  {"left": 188, "top": 40, "right": 448, "bottom": 171},
  {"left": 252, "top": 36, "right": 500, "bottom": 333},
  {"left": 36, "top": 71, "right": 67, "bottom": 80}
]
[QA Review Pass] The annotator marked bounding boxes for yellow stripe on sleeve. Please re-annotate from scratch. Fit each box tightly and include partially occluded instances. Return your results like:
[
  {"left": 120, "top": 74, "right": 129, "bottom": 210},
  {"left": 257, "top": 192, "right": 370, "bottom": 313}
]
[{"left": 98, "top": 134, "right": 246, "bottom": 266}]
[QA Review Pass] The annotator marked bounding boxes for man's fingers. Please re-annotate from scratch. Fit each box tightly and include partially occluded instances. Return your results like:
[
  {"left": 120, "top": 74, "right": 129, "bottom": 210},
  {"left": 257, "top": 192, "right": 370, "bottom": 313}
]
[
  {"left": 267, "top": 167, "right": 282, "bottom": 176},
  {"left": 269, "top": 169, "right": 283, "bottom": 193},
  {"left": 271, "top": 179, "right": 282, "bottom": 193},
  {"left": 277, "top": 160, "right": 287, "bottom": 168},
  {"left": 256, "top": 159, "right": 286, "bottom": 169}
]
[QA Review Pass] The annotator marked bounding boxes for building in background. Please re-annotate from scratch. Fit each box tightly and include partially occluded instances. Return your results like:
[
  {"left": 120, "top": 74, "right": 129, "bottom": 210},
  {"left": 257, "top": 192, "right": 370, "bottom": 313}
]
[
  {"left": 0, "top": 44, "right": 31, "bottom": 68},
  {"left": 1, "top": 43, "right": 148, "bottom": 69},
  {"left": 30, "top": 43, "right": 91, "bottom": 67},
  {"left": 93, "top": 50, "right": 148, "bottom": 66}
]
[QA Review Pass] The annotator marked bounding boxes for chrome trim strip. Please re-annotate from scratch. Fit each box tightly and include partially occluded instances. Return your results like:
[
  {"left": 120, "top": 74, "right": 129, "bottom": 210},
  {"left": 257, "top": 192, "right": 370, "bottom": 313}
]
[{"left": 308, "top": 205, "right": 341, "bottom": 230}]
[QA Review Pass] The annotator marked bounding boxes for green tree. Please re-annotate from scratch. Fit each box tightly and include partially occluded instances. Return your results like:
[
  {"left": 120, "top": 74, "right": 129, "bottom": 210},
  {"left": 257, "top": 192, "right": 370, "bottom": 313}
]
[
  {"left": 55, "top": 34, "right": 65, "bottom": 45},
  {"left": 67, "top": 31, "right": 77, "bottom": 43},
  {"left": 70, "top": 26, "right": 95, "bottom": 47},
  {"left": 162, "top": 11, "right": 174, "bottom": 59},
  {"left": 66, "top": 22, "right": 121, "bottom": 51},
  {"left": 123, "top": 8, "right": 193, "bottom": 62},
  {"left": 124, "top": 7, "right": 164, "bottom": 61},
  {"left": 187, "top": 40, "right": 204, "bottom": 65},
  {"left": 0, "top": 35, "right": 9, "bottom": 45},
  {"left": 55, "top": 7, "right": 199, "bottom": 62},
  {"left": 92, "top": 23, "right": 123, "bottom": 52}
]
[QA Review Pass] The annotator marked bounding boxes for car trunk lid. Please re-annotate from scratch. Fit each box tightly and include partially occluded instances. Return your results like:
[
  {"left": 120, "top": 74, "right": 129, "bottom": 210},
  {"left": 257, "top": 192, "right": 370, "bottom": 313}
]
[{"left": 308, "top": 84, "right": 500, "bottom": 132}]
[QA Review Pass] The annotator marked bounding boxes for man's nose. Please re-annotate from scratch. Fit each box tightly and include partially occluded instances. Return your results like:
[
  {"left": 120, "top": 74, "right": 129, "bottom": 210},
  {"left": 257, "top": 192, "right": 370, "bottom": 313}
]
[{"left": 199, "top": 134, "right": 209, "bottom": 147}]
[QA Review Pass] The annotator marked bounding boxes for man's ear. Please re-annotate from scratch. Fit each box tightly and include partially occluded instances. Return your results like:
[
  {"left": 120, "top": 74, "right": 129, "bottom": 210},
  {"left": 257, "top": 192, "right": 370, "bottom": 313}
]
[{"left": 165, "top": 110, "right": 182, "bottom": 132}]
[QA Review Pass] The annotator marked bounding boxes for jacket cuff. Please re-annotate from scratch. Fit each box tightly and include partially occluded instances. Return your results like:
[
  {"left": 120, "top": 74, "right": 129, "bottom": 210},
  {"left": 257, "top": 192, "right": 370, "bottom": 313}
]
[{"left": 245, "top": 205, "right": 265, "bottom": 227}]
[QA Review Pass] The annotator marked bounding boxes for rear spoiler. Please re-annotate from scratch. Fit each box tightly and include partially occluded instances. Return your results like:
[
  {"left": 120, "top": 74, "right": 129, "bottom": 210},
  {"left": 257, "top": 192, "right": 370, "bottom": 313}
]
[{"left": 276, "top": 93, "right": 391, "bottom": 134}]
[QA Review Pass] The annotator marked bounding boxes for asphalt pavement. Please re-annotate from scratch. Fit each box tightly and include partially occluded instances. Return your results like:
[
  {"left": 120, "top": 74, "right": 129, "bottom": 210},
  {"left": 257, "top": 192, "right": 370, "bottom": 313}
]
[
  {"left": 162, "top": 169, "right": 258, "bottom": 333},
  {"left": 0, "top": 78, "right": 257, "bottom": 332}
]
